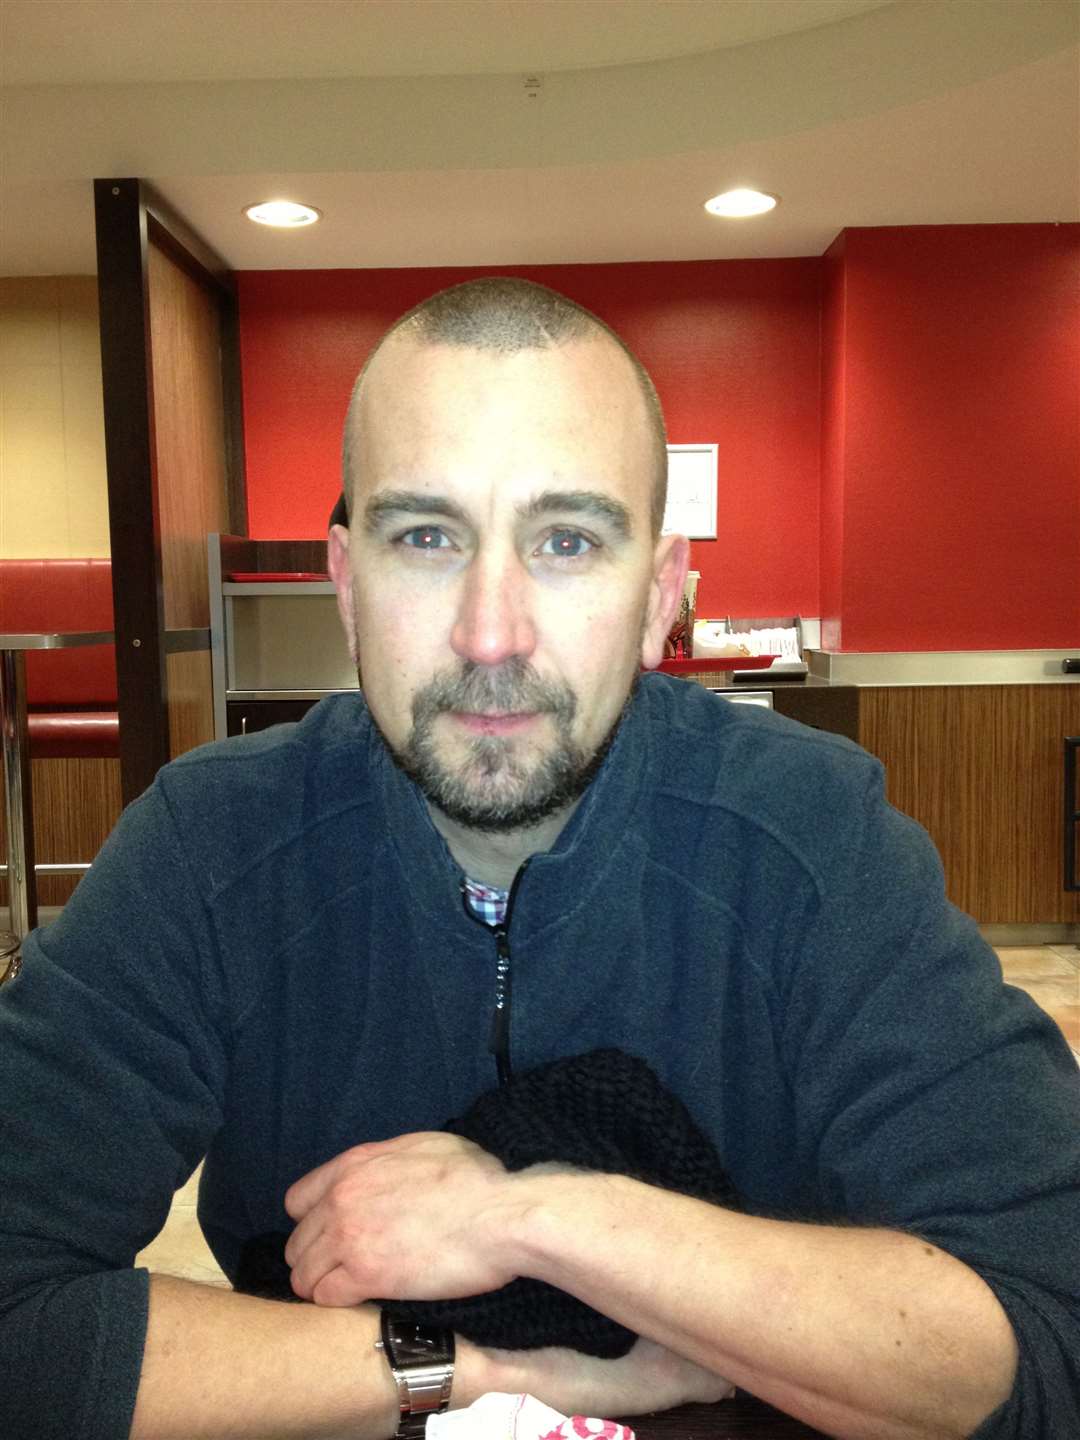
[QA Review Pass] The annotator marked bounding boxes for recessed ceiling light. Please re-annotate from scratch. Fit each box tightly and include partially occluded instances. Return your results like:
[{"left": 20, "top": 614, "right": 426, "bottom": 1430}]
[
  {"left": 704, "top": 189, "right": 779, "bottom": 219},
  {"left": 244, "top": 200, "right": 321, "bottom": 228}
]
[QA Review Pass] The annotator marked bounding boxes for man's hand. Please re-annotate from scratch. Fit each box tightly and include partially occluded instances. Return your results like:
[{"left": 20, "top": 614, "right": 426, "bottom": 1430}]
[
  {"left": 284, "top": 1136, "right": 738, "bottom": 1414},
  {"left": 502, "top": 1337, "right": 735, "bottom": 1419},
  {"left": 284, "top": 1132, "right": 524, "bottom": 1307}
]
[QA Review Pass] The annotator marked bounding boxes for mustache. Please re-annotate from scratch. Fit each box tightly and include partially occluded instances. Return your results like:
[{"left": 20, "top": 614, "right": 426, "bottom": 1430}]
[{"left": 411, "top": 659, "right": 576, "bottom": 723}]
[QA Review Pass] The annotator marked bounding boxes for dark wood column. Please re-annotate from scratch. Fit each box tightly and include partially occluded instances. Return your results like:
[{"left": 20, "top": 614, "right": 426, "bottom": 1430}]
[
  {"left": 94, "top": 179, "right": 246, "bottom": 805},
  {"left": 94, "top": 179, "right": 168, "bottom": 806}
]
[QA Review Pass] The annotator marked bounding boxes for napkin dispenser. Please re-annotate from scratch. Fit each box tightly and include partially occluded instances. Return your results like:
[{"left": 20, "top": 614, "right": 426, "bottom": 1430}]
[{"left": 695, "top": 615, "right": 809, "bottom": 679}]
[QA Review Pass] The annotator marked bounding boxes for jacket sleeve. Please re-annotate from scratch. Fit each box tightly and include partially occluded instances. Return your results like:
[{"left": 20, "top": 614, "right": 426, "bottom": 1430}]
[
  {"left": 0, "top": 781, "right": 229, "bottom": 1440},
  {"left": 778, "top": 761, "right": 1080, "bottom": 1440}
]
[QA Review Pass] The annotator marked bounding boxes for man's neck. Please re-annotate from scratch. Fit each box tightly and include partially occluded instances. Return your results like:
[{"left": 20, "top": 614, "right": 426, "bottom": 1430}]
[{"left": 426, "top": 799, "right": 581, "bottom": 890}]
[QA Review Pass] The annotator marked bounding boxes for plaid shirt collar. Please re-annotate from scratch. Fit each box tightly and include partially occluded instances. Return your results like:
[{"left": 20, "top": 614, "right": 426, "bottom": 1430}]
[{"left": 462, "top": 876, "right": 510, "bottom": 927}]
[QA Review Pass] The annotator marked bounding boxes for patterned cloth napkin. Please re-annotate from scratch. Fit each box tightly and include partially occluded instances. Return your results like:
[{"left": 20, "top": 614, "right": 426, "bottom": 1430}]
[{"left": 426, "top": 1392, "right": 635, "bottom": 1439}]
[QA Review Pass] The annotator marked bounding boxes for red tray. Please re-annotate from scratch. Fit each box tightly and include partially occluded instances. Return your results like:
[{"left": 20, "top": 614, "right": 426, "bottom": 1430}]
[
  {"left": 656, "top": 655, "right": 775, "bottom": 673},
  {"left": 226, "top": 572, "right": 329, "bottom": 582}
]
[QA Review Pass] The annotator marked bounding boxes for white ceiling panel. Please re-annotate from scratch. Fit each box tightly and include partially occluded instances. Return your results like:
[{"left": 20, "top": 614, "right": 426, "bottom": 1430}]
[{"left": 0, "top": 0, "right": 1076, "bottom": 274}]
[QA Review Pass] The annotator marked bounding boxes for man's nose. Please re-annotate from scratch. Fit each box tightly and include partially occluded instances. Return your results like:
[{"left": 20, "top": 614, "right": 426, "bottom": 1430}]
[{"left": 449, "top": 549, "right": 537, "bottom": 668}]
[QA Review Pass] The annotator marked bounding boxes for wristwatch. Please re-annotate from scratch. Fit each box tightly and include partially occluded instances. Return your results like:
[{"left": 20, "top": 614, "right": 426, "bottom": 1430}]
[{"left": 377, "top": 1311, "right": 455, "bottom": 1437}]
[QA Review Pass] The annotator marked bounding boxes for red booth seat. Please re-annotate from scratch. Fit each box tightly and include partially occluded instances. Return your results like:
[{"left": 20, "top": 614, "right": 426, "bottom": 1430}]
[
  {"left": 26, "top": 712, "right": 119, "bottom": 759},
  {"left": 0, "top": 558, "right": 119, "bottom": 759}
]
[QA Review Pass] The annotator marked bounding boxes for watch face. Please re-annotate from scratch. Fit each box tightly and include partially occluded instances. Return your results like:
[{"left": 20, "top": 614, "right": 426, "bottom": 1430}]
[{"left": 383, "top": 1315, "right": 455, "bottom": 1367}]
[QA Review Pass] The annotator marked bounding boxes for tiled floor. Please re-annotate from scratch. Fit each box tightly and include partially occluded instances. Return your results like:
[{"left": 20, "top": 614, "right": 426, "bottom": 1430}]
[
  {"left": 134, "top": 1166, "right": 229, "bottom": 1287},
  {"left": 997, "top": 943, "right": 1080, "bottom": 1055},
  {"left": 137, "top": 944, "right": 1080, "bottom": 1287}
]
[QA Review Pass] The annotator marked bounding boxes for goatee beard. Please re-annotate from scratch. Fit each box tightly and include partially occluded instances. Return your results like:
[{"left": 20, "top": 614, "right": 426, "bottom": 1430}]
[{"left": 381, "top": 658, "right": 630, "bottom": 834}]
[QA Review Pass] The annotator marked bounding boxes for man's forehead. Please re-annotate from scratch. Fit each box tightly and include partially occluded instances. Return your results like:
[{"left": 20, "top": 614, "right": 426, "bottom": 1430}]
[
  {"left": 345, "top": 328, "right": 658, "bottom": 523},
  {"left": 358, "top": 328, "right": 640, "bottom": 413}
]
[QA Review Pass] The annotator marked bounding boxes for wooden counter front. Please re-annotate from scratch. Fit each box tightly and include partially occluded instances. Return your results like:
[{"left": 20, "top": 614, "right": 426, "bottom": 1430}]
[{"left": 858, "top": 684, "right": 1080, "bottom": 925}]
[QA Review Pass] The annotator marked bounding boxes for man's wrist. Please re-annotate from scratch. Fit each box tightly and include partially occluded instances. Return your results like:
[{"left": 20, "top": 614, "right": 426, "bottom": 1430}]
[
  {"left": 507, "top": 1167, "right": 629, "bottom": 1288},
  {"left": 373, "top": 1330, "right": 517, "bottom": 1425}
]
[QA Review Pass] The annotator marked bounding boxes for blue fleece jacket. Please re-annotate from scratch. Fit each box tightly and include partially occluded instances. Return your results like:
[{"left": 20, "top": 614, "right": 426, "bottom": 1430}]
[{"left": 0, "top": 674, "right": 1077, "bottom": 1438}]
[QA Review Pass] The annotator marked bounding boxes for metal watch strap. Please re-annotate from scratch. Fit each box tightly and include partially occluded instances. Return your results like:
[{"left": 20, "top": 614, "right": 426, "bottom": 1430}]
[{"left": 377, "top": 1311, "right": 455, "bottom": 1438}]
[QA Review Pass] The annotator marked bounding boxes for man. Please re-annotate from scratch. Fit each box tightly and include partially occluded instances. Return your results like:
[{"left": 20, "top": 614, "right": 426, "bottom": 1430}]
[{"left": 1, "top": 279, "right": 1077, "bottom": 1440}]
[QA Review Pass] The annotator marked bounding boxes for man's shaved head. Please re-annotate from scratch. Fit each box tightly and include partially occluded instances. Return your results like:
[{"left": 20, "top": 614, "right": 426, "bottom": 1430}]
[{"left": 341, "top": 277, "right": 669, "bottom": 535}]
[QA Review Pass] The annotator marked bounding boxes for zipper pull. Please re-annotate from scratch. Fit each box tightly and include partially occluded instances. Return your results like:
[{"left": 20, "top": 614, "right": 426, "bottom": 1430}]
[{"left": 489, "top": 925, "right": 513, "bottom": 1084}]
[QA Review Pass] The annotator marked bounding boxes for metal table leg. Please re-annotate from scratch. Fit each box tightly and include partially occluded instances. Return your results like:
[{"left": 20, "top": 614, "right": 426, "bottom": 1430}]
[{"left": 0, "top": 648, "right": 37, "bottom": 942}]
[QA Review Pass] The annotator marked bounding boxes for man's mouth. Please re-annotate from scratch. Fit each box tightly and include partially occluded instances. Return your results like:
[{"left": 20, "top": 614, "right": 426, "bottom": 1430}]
[{"left": 451, "top": 710, "right": 540, "bottom": 736}]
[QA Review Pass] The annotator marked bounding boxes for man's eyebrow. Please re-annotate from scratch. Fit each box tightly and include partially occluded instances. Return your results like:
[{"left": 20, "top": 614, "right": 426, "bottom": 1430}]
[
  {"left": 518, "top": 491, "right": 633, "bottom": 539},
  {"left": 362, "top": 488, "right": 634, "bottom": 540},
  {"left": 362, "top": 491, "right": 469, "bottom": 532}
]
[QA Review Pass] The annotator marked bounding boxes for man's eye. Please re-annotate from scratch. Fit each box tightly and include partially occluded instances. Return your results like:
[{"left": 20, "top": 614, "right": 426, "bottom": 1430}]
[
  {"left": 539, "top": 529, "right": 595, "bottom": 559},
  {"left": 399, "top": 526, "right": 451, "bottom": 550}
]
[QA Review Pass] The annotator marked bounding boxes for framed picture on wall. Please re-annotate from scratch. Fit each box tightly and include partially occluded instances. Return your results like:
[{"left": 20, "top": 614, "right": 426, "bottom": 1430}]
[{"left": 662, "top": 444, "right": 717, "bottom": 539}]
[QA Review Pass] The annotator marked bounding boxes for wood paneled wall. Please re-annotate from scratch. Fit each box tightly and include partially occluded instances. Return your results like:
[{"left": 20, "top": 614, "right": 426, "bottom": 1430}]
[
  {"left": 0, "top": 758, "right": 121, "bottom": 907},
  {"left": 859, "top": 685, "right": 1080, "bottom": 925},
  {"left": 148, "top": 240, "right": 231, "bottom": 759},
  {"left": 166, "top": 649, "right": 216, "bottom": 760},
  {"left": 148, "top": 242, "right": 231, "bottom": 632}
]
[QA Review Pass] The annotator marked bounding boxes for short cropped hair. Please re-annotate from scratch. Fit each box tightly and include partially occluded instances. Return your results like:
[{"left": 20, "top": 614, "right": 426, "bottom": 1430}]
[{"left": 342, "top": 277, "right": 668, "bottom": 536}]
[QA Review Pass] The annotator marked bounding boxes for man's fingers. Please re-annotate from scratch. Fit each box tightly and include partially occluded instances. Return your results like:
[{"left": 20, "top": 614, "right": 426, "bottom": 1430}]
[
  {"left": 311, "top": 1265, "right": 368, "bottom": 1309},
  {"left": 284, "top": 1135, "right": 420, "bottom": 1218},
  {"left": 282, "top": 1208, "right": 322, "bottom": 1272},
  {"left": 288, "top": 1228, "right": 340, "bottom": 1301},
  {"left": 292, "top": 1234, "right": 379, "bottom": 1307},
  {"left": 284, "top": 1140, "right": 379, "bottom": 1218},
  {"left": 284, "top": 1155, "right": 340, "bottom": 1220}
]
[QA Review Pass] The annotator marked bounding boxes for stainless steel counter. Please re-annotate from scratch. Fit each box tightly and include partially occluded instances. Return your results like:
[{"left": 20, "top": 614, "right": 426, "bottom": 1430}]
[{"left": 807, "top": 648, "right": 1079, "bottom": 687}]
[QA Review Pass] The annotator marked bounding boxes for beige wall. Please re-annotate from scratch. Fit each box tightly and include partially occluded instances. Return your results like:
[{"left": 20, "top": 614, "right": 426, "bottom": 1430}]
[{"left": 0, "top": 276, "right": 110, "bottom": 558}]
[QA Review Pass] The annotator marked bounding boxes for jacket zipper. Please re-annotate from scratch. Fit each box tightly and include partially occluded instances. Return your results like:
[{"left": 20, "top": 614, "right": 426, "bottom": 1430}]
[{"left": 460, "top": 858, "right": 530, "bottom": 1086}]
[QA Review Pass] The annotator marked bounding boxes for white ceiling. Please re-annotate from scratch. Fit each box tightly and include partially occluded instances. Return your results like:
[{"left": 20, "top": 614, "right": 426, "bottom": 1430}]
[
  {"left": 1, "top": 1, "right": 898, "bottom": 83},
  {"left": 1, "top": 0, "right": 1077, "bottom": 275}
]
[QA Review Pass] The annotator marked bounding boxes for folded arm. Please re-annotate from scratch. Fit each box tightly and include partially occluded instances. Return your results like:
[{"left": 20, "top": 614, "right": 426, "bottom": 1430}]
[
  {"left": 128, "top": 1272, "right": 729, "bottom": 1440},
  {"left": 284, "top": 1133, "right": 1017, "bottom": 1440},
  {"left": 512, "top": 1168, "right": 1018, "bottom": 1440}
]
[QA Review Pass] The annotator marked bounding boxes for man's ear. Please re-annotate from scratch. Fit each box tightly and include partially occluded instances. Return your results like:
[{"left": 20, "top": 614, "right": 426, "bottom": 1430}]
[
  {"left": 640, "top": 533, "right": 690, "bottom": 671},
  {"left": 327, "top": 523, "right": 359, "bottom": 665}
]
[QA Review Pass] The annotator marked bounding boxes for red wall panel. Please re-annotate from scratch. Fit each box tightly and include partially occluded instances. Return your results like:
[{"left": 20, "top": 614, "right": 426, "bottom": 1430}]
[
  {"left": 819, "top": 232, "right": 846, "bottom": 651},
  {"left": 832, "top": 224, "right": 1080, "bottom": 651},
  {"left": 236, "top": 259, "right": 822, "bottom": 619},
  {"left": 237, "top": 227, "right": 1079, "bottom": 651}
]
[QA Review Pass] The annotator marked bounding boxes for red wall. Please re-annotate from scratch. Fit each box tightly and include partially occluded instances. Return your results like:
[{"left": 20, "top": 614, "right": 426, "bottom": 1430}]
[
  {"left": 819, "top": 232, "right": 847, "bottom": 651},
  {"left": 826, "top": 224, "right": 1080, "bottom": 651},
  {"left": 237, "top": 260, "right": 822, "bottom": 620},
  {"left": 237, "top": 226, "right": 1080, "bottom": 649}
]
